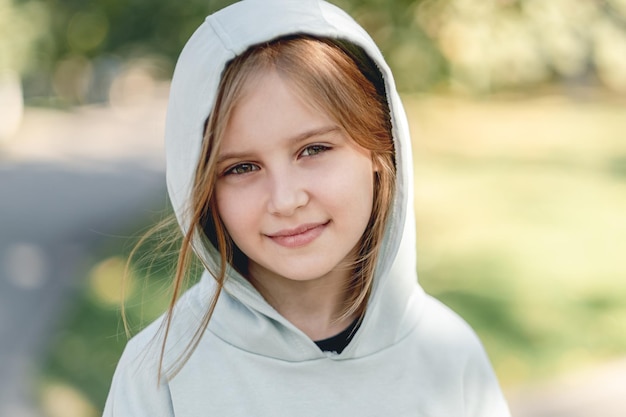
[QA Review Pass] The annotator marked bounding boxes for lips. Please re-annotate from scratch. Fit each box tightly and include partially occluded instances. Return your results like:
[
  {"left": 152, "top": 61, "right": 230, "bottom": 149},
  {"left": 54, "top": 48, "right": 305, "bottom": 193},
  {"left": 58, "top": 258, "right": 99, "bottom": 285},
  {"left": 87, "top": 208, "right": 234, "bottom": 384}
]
[{"left": 266, "top": 221, "right": 329, "bottom": 248}]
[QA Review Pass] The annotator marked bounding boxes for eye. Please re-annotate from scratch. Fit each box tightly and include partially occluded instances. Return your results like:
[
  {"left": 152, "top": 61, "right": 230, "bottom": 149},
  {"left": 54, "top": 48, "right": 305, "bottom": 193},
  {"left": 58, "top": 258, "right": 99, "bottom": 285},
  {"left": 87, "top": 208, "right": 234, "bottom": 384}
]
[
  {"left": 223, "top": 163, "right": 259, "bottom": 176},
  {"left": 300, "top": 144, "right": 330, "bottom": 158}
]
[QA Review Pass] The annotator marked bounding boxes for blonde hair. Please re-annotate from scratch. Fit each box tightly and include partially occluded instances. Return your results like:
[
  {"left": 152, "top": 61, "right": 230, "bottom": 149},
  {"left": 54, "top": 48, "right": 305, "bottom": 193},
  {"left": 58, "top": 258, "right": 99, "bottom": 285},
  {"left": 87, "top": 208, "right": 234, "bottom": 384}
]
[{"left": 147, "top": 36, "right": 395, "bottom": 379}]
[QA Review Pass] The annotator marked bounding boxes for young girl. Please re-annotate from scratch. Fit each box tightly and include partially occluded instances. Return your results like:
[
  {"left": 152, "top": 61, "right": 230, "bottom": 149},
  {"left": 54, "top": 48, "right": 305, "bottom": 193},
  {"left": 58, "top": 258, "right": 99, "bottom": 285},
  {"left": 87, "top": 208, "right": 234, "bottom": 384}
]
[{"left": 104, "top": 1, "right": 511, "bottom": 415}]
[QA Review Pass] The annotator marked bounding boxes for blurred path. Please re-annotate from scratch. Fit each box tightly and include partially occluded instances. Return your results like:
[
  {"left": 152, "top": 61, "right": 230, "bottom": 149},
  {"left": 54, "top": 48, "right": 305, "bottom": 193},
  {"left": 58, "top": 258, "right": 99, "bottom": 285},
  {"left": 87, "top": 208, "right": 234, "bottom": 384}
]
[
  {"left": 0, "top": 96, "right": 167, "bottom": 417},
  {"left": 507, "top": 358, "right": 626, "bottom": 417}
]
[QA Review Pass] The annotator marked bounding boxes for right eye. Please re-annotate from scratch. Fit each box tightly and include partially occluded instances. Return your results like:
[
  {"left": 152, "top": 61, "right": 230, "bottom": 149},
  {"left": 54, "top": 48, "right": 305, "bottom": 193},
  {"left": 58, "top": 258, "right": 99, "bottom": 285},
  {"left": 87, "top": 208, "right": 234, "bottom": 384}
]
[{"left": 223, "top": 163, "right": 259, "bottom": 176}]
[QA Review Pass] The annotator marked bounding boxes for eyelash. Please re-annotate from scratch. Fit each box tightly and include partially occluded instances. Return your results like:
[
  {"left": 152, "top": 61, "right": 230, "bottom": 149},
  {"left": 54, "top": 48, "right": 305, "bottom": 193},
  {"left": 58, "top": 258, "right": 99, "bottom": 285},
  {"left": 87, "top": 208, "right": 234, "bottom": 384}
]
[{"left": 221, "top": 144, "right": 332, "bottom": 177}]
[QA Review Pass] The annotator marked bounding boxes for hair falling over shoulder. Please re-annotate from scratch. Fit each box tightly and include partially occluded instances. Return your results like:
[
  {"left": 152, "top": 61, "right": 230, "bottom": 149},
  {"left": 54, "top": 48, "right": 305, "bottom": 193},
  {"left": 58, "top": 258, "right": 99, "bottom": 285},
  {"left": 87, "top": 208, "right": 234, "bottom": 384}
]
[{"left": 125, "top": 35, "right": 396, "bottom": 382}]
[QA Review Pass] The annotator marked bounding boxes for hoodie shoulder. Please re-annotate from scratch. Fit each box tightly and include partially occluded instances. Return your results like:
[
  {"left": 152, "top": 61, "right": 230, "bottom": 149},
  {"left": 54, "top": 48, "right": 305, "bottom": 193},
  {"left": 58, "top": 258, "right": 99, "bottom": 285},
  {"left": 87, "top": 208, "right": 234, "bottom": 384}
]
[
  {"left": 103, "top": 285, "right": 206, "bottom": 416},
  {"left": 409, "top": 295, "right": 511, "bottom": 417},
  {"left": 408, "top": 294, "right": 494, "bottom": 373},
  {"left": 102, "top": 319, "right": 174, "bottom": 417}
]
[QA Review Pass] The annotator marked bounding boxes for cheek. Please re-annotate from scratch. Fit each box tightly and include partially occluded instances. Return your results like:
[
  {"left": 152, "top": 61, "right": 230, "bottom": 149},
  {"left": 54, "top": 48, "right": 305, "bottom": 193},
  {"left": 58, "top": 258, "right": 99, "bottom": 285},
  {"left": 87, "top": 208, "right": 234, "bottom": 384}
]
[
  {"left": 319, "top": 156, "right": 375, "bottom": 219},
  {"left": 215, "top": 186, "right": 250, "bottom": 238}
]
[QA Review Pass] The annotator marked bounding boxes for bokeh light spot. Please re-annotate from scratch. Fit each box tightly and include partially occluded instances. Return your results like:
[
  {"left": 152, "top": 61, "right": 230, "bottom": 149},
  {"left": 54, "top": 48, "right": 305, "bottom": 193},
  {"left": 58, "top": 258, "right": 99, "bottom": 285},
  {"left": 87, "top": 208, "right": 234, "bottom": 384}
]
[
  {"left": 88, "top": 256, "right": 135, "bottom": 305},
  {"left": 41, "top": 382, "right": 97, "bottom": 417},
  {"left": 67, "top": 11, "right": 109, "bottom": 53}
]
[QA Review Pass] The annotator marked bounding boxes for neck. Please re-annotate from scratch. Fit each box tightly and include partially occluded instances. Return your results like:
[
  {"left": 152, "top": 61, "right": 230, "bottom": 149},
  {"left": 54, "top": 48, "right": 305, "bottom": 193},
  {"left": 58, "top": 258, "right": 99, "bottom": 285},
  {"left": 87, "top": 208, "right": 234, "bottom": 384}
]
[{"left": 247, "top": 264, "right": 356, "bottom": 340}]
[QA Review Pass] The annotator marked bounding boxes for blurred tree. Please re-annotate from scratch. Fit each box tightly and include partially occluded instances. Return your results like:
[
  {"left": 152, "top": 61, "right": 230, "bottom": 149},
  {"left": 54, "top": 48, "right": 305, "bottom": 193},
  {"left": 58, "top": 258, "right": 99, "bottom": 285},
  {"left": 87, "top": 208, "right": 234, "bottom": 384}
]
[
  {"left": 0, "top": 0, "right": 47, "bottom": 139},
  {"left": 36, "top": 0, "right": 236, "bottom": 72},
  {"left": 0, "top": 0, "right": 47, "bottom": 75},
  {"left": 16, "top": 0, "right": 626, "bottom": 101},
  {"left": 22, "top": 0, "right": 238, "bottom": 103},
  {"left": 335, "top": 0, "right": 448, "bottom": 91},
  {"left": 416, "top": 0, "right": 626, "bottom": 93}
]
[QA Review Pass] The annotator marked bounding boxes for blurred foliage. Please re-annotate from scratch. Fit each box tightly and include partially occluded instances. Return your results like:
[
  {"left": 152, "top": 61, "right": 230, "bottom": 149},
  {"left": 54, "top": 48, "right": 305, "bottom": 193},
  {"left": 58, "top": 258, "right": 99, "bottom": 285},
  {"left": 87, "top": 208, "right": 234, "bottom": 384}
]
[
  {"left": 0, "top": 0, "right": 47, "bottom": 74},
  {"left": 341, "top": 0, "right": 626, "bottom": 93},
  {"left": 8, "top": 0, "right": 626, "bottom": 102},
  {"left": 41, "top": 0, "right": 233, "bottom": 62},
  {"left": 21, "top": 0, "right": 236, "bottom": 103}
]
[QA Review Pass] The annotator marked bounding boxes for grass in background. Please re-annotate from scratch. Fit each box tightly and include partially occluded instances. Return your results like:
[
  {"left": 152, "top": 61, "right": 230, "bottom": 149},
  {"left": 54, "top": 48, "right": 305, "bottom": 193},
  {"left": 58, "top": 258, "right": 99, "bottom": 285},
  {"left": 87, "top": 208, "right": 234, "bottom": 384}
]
[
  {"left": 408, "top": 94, "right": 626, "bottom": 385},
  {"left": 40, "top": 94, "right": 626, "bottom": 414}
]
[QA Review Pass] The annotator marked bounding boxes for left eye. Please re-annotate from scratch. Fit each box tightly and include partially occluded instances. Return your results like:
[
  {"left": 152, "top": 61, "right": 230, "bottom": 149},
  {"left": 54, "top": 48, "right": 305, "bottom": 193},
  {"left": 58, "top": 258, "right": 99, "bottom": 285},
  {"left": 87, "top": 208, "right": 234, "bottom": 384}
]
[{"left": 300, "top": 144, "right": 330, "bottom": 157}]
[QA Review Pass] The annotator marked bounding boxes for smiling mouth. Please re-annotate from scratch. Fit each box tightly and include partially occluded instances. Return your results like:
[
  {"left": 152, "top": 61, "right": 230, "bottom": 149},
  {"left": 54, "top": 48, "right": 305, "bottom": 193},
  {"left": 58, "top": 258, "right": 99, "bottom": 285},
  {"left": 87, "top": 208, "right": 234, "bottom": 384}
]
[{"left": 267, "top": 221, "right": 329, "bottom": 248}]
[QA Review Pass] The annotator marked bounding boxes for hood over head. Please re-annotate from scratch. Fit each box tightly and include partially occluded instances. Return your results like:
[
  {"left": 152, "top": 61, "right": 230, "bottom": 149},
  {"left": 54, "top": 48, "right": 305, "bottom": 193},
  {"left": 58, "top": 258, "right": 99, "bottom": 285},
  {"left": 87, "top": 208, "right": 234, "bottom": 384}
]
[{"left": 164, "top": 0, "right": 425, "bottom": 361}]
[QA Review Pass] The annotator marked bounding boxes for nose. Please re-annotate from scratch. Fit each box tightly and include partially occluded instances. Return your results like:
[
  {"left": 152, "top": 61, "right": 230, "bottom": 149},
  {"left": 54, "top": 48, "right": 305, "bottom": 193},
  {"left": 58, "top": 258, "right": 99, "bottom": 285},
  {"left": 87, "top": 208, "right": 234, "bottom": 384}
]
[{"left": 267, "top": 170, "right": 308, "bottom": 216}]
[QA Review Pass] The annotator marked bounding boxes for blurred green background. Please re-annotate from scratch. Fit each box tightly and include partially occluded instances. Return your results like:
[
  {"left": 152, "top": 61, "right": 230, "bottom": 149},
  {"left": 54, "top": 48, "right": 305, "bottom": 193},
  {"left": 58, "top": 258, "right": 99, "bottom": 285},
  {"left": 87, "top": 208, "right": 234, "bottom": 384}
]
[
  {"left": 5, "top": 0, "right": 626, "bottom": 102},
  {"left": 2, "top": 0, "right": 626, "bottom": 415}
]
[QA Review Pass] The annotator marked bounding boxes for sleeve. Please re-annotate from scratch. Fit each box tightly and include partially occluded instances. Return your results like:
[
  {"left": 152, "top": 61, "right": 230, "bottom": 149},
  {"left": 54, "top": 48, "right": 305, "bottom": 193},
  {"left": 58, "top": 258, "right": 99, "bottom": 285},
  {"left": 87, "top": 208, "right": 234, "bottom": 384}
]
[
  {"left": 462, "top": 340, "right": 512, "bottom": 417},
  {"left": 102, "top": 337, "right": 175, "bottom": 417}
]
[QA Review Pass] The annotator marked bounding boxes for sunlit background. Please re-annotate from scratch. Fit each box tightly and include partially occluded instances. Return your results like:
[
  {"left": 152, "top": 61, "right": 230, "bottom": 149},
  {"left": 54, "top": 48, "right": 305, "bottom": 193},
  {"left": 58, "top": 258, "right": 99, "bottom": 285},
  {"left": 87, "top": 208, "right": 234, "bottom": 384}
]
[{"left": 1, "top": 0, "right": 625, "bottom": 416}]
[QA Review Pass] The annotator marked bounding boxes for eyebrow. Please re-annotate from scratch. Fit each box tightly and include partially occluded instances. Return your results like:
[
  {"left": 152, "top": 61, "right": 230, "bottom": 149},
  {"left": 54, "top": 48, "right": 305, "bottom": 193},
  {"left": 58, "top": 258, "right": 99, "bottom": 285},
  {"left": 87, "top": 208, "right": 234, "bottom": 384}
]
[{"left": 217, "top": 125, "right": 340, "bottom": 164}]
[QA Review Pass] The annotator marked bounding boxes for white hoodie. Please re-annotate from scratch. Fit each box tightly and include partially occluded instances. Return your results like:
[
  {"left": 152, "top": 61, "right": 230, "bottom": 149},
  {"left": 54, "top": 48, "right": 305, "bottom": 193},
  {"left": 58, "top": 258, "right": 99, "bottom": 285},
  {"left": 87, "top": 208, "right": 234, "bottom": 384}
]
[{"left": 103, "top": 1, "right": 511, "bottom": 416}]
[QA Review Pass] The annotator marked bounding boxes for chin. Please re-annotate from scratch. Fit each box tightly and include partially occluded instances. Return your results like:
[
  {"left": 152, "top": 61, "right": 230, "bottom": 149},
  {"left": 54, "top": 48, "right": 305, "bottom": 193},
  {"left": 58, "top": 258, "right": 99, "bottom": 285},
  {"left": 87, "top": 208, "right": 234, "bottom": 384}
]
[{"left": 292, "top": 263, "right": 352, "bottom": 282}]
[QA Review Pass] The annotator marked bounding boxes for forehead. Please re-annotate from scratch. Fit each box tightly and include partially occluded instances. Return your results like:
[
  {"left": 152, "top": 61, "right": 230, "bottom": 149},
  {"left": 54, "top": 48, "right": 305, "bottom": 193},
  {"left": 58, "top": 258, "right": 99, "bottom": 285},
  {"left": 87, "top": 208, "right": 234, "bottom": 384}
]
[
  {"left": 220, "top": 70, "right": 335, "bottom": 146},
  {"left": 236, "top": 66, "right": 322, "bottom": 115}
]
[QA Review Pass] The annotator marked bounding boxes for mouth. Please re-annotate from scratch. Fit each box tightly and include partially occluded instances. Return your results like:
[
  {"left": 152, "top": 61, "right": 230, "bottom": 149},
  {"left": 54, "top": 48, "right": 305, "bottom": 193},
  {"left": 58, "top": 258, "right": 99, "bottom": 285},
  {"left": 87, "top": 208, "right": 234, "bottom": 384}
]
[{"left": 266, "top": 221, "right": 330, "bottom": 248}]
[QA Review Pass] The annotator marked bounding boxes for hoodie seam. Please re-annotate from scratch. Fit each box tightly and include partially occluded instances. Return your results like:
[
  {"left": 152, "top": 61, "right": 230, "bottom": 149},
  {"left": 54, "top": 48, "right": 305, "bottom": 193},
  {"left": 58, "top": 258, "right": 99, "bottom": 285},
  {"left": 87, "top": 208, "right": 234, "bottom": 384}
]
[{"left": 204, "top": 15, "right": 237, "bottom": 55}]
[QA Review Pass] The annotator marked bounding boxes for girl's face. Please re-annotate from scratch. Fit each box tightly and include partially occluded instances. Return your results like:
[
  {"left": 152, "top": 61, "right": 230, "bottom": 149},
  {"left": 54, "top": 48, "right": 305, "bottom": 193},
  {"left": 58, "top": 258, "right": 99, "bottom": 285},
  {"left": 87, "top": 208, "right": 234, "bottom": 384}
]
[{"left": 215, "top": 70, "right": 375, "bottom": 287}]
